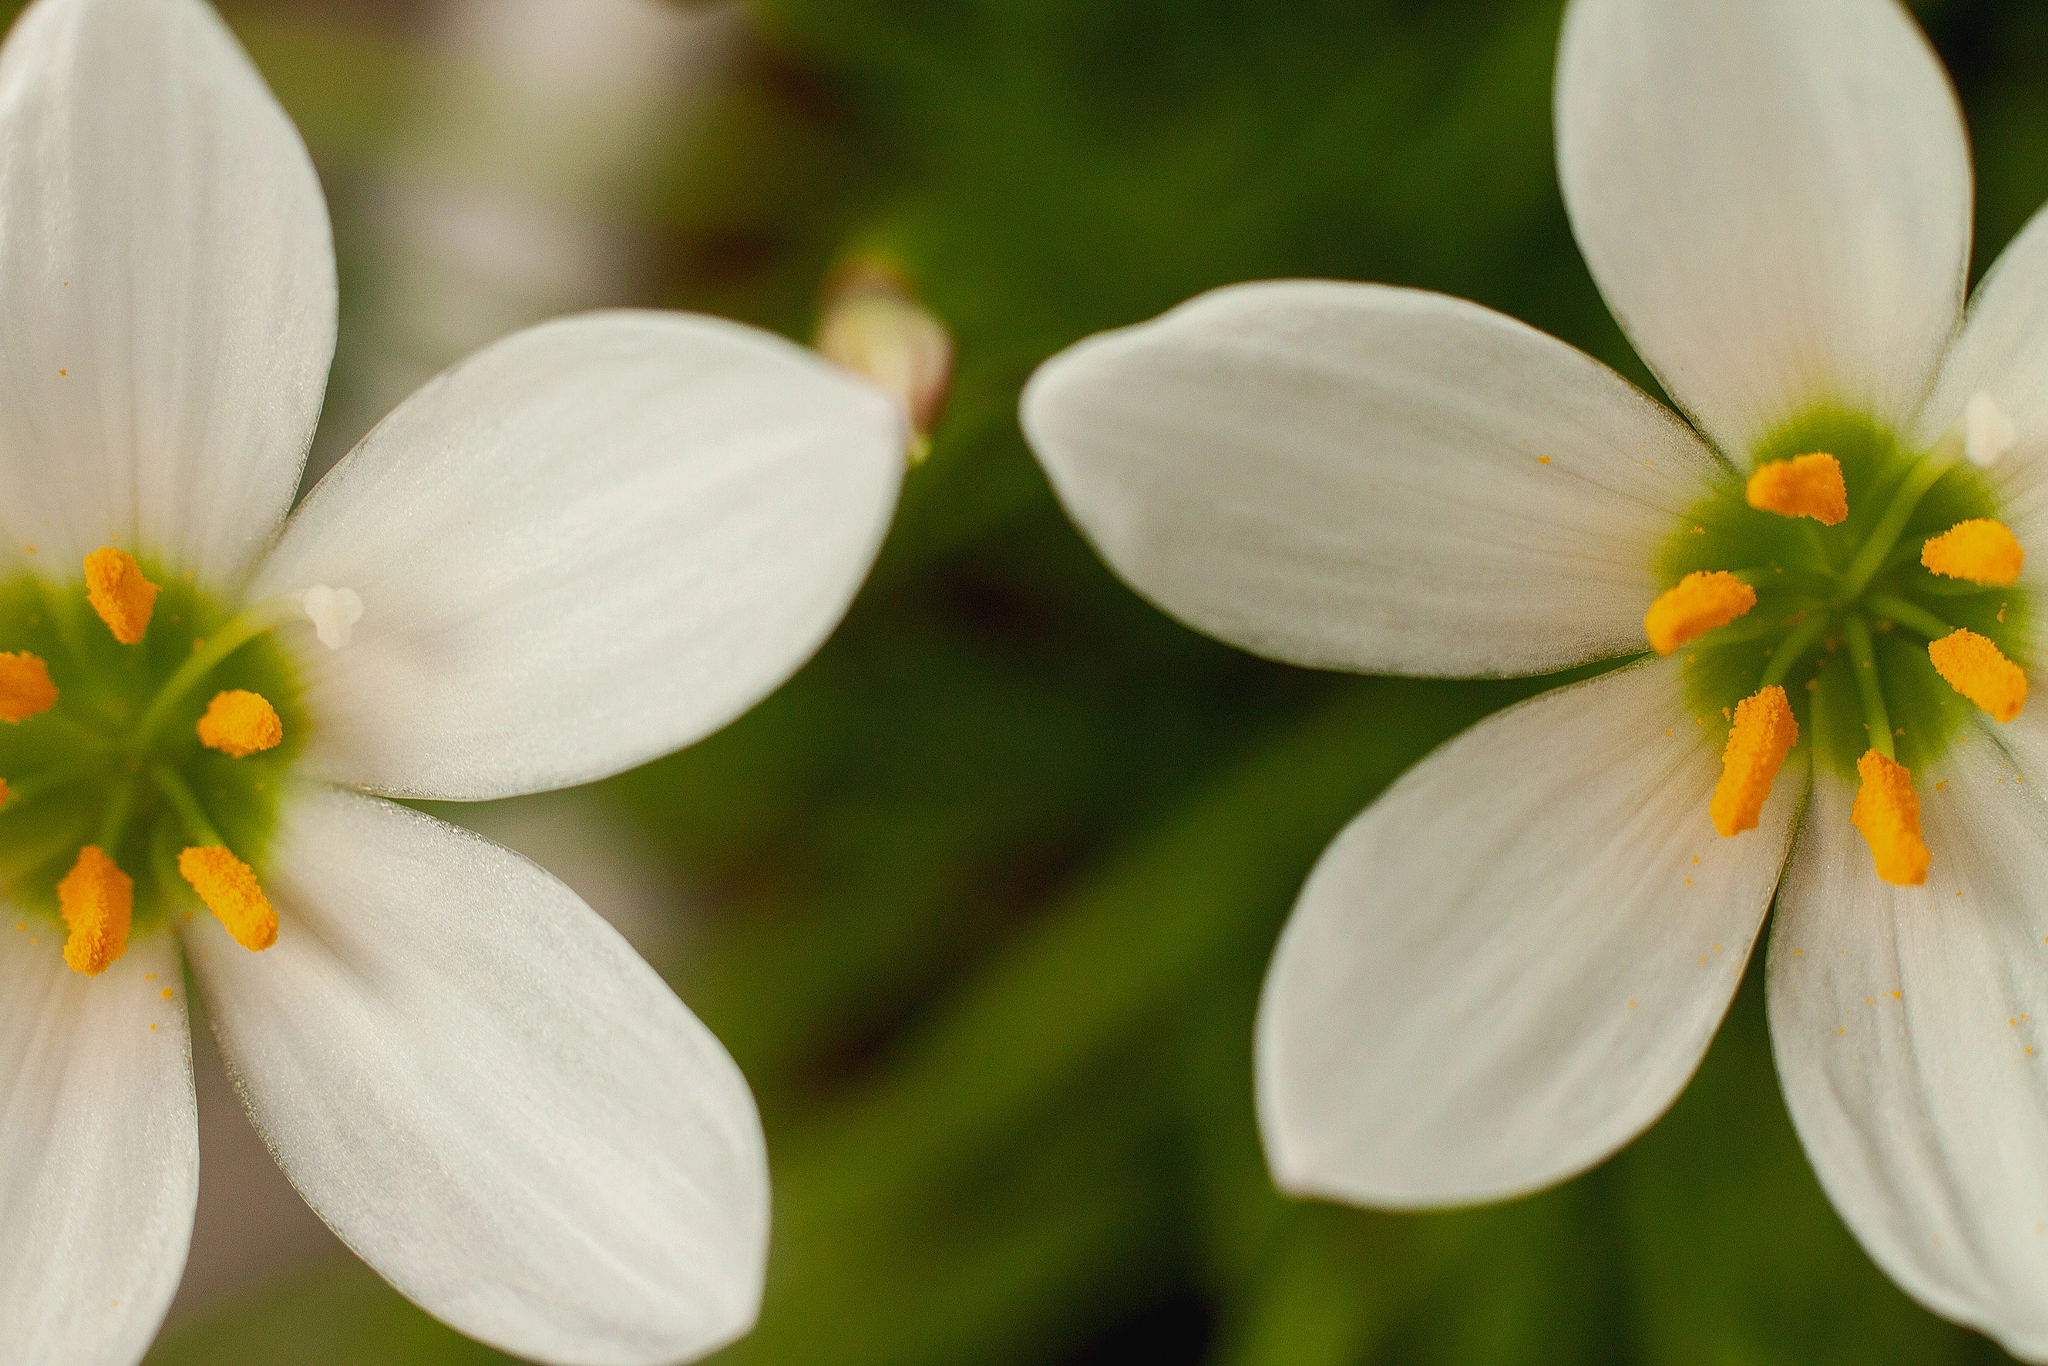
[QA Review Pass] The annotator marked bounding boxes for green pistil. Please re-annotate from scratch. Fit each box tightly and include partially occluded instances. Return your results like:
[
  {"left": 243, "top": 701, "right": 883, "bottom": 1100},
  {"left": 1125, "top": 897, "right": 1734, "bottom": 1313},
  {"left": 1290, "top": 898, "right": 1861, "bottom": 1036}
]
[
  {"left": 1865, "top": 594, "right": 1955, "bottom": 643},
  {"left": 0, "top": 561, "right": 305, "bottom": 937},
  {"left": 150, "top": 764, "right": 225, "bottom": 847},
  {"left": 1833, "top": 436, "right": 1961, "bottom": 604},
  {"left": 1760, "top": 612, "right": 1831, "bottom": 689},
  {"left": 1664, "top": 407, "right": 2033, "bottom": 779},
  {"left": 131, "top": 594, "right": 298, "bottom": 747},
  {"left": 1843, "top": 615, "right": 1894, "bottom": 761}
]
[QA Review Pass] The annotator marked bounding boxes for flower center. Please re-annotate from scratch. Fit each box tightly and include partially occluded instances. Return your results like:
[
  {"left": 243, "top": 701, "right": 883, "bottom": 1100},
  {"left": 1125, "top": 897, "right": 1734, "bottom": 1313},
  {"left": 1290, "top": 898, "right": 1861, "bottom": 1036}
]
[
  {"left": 1652, "top": 406, "right": 2034, "bottom": 887},
  {"left": 0, "top": 550, "right": 315, "bottom": 975}
]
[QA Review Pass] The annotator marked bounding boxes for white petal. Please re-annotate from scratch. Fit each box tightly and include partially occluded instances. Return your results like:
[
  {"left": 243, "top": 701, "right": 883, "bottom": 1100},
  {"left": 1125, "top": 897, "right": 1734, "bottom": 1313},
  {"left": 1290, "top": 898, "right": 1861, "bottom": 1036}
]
[
  {"left": 1256, "top": 659, "right": 1801, "bottom": 1207},
  {"left": 1769, "top": 733, "right": 2048, "bottom": 1359},
  {"left": 186, "top": 788, "right": 769, "bottom": 1366},
  {"left": 1021, "top": 281, "right": 1721, "bottom": 678},
  {"left": 250, "top": 311, "right": 902, "bottom": 800},
  {"left": 0, "top": 930, "right": 197, "bottom": 1366},
  {"left": 0, "top": 0, "right": 335, "bottom": 582},
  {"left": 1556, "top": 0, "right": 1970, "bottom": 459},
  {"left": 1916, "top": 206, "right": 2048, "bottom": 553}
]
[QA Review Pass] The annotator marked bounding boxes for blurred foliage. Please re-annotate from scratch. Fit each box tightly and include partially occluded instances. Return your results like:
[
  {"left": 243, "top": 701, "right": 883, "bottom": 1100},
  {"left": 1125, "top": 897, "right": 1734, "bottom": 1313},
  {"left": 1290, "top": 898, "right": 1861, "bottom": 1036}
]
[{"left": 151, "top": 0, "right": 2048, "bottom": 1362}]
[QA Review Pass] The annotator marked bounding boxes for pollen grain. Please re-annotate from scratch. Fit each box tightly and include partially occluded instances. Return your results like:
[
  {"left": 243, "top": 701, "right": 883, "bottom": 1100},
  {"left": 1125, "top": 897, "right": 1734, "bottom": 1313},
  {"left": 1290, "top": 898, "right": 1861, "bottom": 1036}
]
[
  {"left": 84, "top": 547, "right": 159, "bottom": 644},
  {"left": 1851, "top": 751, "right": 1931, "bottom": 887},
  {"left": 1645, "top": 571, "right": 1756, "bottom": 656},
  {"left": 58, "top": 845, "right": 133, "bottom": 975},
  {"left": 1711, "top": 686, "right": 1798, "bottom": 837},
  {"left": 1928, "top": 628, "right": 2028, "bottom": 723},
  {"left": 197, "top": 690, "right": 283, "bottom": 758},
  {"left": 0, "top": 651, "right": 56, "bottom": 722},
  {"left": 1746, "top": 453, "right": 1848, "bottom": 525},
  {"left": 178, "top": 846, "right": 277, "bottom": 952},
  {"left": 1922, "top": 519, "right": 2024, "bottom": 586}
]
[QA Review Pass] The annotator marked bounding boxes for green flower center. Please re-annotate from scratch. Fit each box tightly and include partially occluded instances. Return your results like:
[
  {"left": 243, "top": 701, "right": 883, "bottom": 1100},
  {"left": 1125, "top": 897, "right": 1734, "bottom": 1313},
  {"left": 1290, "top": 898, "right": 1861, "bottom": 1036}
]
[
  {"left": 1663, "top": 408, "right": 2033, "bottom": 781},
  {"left": 0, "top": 555, "right": 305, "bottom": 958}
]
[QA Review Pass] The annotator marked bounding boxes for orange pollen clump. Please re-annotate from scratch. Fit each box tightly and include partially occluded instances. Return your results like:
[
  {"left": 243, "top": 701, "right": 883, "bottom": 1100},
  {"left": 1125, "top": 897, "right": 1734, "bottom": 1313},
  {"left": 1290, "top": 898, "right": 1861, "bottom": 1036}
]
[
  {"left": 58, "top": 845, "right": 133, "bottom": 975},
  {"left": 197, "top": 689, "right": 283, "bottom": 758},
  {"left": 178, "top": 846, "right": 277, "bottom": 952},
  {"left": 1711, "top": 686, "right": 1798, "bottom": 837},
  {"left": 0, "top": 651, "right": 55, "bottom": 722},
  {"left": 1928, "top": 628, "right": 2028, "bottom": 723},
  {"left": 84, "top": 547, "right": 160, "bottom": 644},
  {"left": 1851, "top": 751, "right": 1930, "bottom": 887},
  {"left": 1745, "top": 452, "right": 1848, "bottom": 525},
  {"left": 1644, "top": 571, "right": 1756, "bottom": 656},
  {"left": 1921, "top": 519, "right": 2024, "bottom": 586}
]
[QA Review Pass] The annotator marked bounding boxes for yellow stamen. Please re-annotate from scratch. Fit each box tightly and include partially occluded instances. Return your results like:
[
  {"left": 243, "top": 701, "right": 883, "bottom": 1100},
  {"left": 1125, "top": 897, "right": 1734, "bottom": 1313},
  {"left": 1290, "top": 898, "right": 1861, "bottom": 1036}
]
[
  {"left": 1928, "top": 628, "right": 2028, "bottom": 722},
  {"left": 58, "top": 845, "right": 132, "bottom": 975},
  {"left": 197, "top": 689, "right": 283, "bottom": 758},
  {"left": 84, "top": 547, "right": 159, "bottom": 644},
  {"left": 178, "top": 846, "right": 277, "bottom": 951},
  {"left": 1746, "top": 452, "right": 1848, "bottom": 526},
  {"left": 1921, "top": 519, "right": 2024, "bottom": 586},
  {"left": 0, "top": 651, "right": 55, "bottom": 722},
  {"left": 1711, "top": 686, "right": 1798, "bottom": 836},
  {"left": 1644, "top": 571, "right": 1756, "bottom": 656},
  {"left": 1851, "top": 750, "right": 1930, "bottom": 887}
]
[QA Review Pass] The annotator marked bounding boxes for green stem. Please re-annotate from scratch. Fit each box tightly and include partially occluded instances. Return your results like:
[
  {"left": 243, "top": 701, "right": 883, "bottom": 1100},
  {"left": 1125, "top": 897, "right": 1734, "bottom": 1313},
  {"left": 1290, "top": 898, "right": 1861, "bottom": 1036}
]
[
  {"left": 149, "top": 765, "right": 223, "bottom": 847},
  {"left": 95, "top": 776, "right": 137, "bottom": 849},
  {"left": 1835, "top": 442, "right": 1960, "bottom": 604},
  {"left": 1761, "top": 612, "right": 1832, "bottom": 689},
  {"left": 0, "top": 814, "right": 91, "bottom": 881},
  {"left": 1916, "top": 574, "right": 2005, "bottom": 597},
  {"left": 1703, "top": 602, "right": 1827, "bottom": 648},
  {"left": 1865, "top": 594, "right": 1956, "bottom": 642},
  {"left": 35, "top": 711, "right": 116, "bottom": 752},
  {"left": 1, "top": 760, "right": 106, "bottom": 810},
  {"left": 1844, "top": 614, "right": 1895, "bottom": 760},
  {"left": 130, "top": 595, "right": 297, "bottom": 747},
  {"left": 150, "top": 821, "right": 195, "bottom": 913}
]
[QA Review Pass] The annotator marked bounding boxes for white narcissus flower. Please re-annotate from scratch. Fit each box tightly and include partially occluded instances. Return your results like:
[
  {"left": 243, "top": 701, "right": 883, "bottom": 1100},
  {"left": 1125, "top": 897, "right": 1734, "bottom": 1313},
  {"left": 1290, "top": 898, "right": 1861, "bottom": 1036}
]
[
  {"left": 0, "top": 1, "right": 905, "bottom": 1365},
  {"left": 1021, "top": 0, "right": 2048, "bottom": 1356}
]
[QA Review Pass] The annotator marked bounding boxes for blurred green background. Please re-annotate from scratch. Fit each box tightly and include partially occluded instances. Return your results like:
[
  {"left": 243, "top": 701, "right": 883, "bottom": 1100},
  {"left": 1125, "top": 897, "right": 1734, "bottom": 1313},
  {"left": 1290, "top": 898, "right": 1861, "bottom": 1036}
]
[{"left": 134, "top": 0, "right": 2048, "bottom": 1361}]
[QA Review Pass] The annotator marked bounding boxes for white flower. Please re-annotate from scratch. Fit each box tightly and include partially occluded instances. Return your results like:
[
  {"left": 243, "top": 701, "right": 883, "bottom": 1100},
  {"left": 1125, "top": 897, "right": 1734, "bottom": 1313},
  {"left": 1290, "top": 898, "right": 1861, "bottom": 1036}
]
[
  {"left": 1019, "top": 0, "right": 2048, "bottom": 1355},
  {"left": 0, "top": 1, "right": 904, "bottom": 1365}
]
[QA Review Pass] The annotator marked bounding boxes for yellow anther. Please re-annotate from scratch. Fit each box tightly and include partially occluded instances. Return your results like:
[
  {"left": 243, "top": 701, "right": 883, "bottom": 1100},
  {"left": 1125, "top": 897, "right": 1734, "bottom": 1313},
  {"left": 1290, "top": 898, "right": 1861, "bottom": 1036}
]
[
  {"left": 178, "top": 846, "right": 277, "bottom": 952},
  {"left": 1851, "top": 750, "right": 1930, "bottom": 887},
  {"left": 84, "top": 547, "right": 159, "bottom": 644},
  {"left": 1711, "top": 686, "right": 1798, "bottom": 837},
  {"left": 58, "top": 845, "right": 132, "bottom": 975},
  {"left": 1928, "top": 628, "right": 2028, "bottom": 723},
  {"left": 1921, "top": 519, "right": 2024, "bottom": 587},
  {"left": 1746, "top": 453, "right": 1848, "bottom": 526},
  {"left": 1644, "top": 571, "right": 1756, "bottom": 656},
  {"left": 197, "top": 690, "right": 283, "bottom": 758},
  {"left": 0, "top": 652, "right": 55, "bottom": 722}
]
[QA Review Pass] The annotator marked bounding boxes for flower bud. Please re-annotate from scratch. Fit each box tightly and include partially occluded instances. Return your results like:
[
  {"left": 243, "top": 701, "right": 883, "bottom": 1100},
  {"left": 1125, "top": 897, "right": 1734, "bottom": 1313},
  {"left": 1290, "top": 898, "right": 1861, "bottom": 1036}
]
[{"left": 815, "top": 258, "right": 953, "bottom": 463}]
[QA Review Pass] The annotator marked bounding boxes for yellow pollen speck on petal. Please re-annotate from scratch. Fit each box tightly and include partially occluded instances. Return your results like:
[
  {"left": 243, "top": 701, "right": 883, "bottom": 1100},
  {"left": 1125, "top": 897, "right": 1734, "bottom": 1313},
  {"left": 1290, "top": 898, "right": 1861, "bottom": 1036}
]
[
  {"left": 1928, "top": 628, "right": 2028, "bottom": 723},
  {"left": 197, "top": 690, "right": 283, "bottom": 758},
  {"left": 1922, "top": 519, "right": 2024, "bottom": 586},
  {"left": 178, "top": 846, "right": 277, "bottom": 952},
  {"left": 84, "top": 547, "right": 159, "bottom": 644},
  {"left": 1852, "top": 750, "right": 1931, "bottom": 887},
  {"left": 58, "top": 845, "right": 132, "bottom": 976},
  {"left": 0, "top": 652, "right": 56, "bottom": 723},
  {"left": 1644, "top": 571, "right": 1756, "bottom": 656},
  {"left": 1711, "top": 686, "right": 1798, "bottom": 837},
  {"left": 1746, "top": 452, "right": 1848, "bottom": 525}
]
